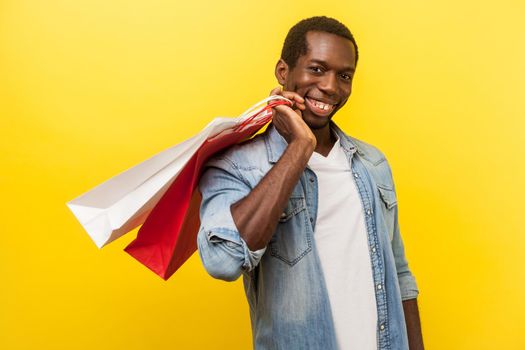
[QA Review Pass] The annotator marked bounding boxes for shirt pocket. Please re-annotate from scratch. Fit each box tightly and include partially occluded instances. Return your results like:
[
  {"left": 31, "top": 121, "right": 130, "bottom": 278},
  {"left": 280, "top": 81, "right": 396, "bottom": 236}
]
[
  {"left": 377, "top": 184, "right": 397, "bottom": 240},
  {"left": 269, "top": 197, "right": 312, "bottom": 266},
  {"left": 377, "top": 184, "right": 397, "bottom": 209}
]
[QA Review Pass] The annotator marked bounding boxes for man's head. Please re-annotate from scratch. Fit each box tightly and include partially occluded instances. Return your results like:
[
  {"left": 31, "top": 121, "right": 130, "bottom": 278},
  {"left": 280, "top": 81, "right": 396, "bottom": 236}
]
[{"left": 276, "top": 16, "right": 358, "bottom": 130}]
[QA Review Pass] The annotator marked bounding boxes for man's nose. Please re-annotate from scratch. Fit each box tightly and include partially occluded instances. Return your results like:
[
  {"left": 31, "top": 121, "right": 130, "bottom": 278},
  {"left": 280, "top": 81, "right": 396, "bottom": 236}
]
[{"left": 318, "top": 72, "right": 338, "bottom": 96}]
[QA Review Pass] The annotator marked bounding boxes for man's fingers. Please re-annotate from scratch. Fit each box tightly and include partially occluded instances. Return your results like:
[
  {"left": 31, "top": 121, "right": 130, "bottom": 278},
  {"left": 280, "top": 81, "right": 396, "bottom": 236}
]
[
  {"left": 273, "top": 104, "right": 300, "bottom": 119},
  {"left": 269, "top": 87, "right": 304, "bottom": 103},
  {"left": 295, "top": 102, "right": 306, "bottom": 110},
  {"left": 270, "top": 87, "right": 282, "bottom": 96},
  {"left": 293, "top": 107, "right": 303, "bottom": 117},
  {"left": 269, "top": 87, "right": 305, "bottom": 110},
  {"left": 281, "top": 91, "right": 305, "bottom": 110},
  {"left": 280, "top": 91, "right": 304, "bottom": 104}
]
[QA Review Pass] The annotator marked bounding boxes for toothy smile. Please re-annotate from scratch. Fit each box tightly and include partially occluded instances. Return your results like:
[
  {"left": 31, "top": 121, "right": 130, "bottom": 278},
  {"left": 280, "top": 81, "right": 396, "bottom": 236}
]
[
  {"left": 306, "top": 97, "right": 335, "bottom": 111},
  {"left": 305, "top": 97, "right": 337, "bottom": 116}
]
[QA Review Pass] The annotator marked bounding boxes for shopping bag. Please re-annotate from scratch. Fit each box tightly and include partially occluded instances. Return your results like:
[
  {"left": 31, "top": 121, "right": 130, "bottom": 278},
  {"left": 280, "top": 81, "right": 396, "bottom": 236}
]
[
  {"left": 66, "top": 133, "right": 210, "bottom": 248},
  {"left": 67, "top": 95, "right": 291, "bottom": 278},
  {"left": 124, "top": 96, "right": 291, "bottom": 280}
]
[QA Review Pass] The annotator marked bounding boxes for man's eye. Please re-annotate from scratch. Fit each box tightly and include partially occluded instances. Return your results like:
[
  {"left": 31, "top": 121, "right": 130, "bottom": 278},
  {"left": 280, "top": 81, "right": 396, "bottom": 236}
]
[
  {"left": 309, "top": 66, "right": 323, "bottom": 73},
  {"left": 340, "top": 73, "right": 352, "bottom": 81}
]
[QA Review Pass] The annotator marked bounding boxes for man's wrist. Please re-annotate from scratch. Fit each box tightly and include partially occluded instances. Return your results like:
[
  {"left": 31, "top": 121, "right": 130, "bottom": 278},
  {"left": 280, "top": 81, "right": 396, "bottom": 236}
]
[{"left": 286, "top": 138, "right": 315, "bottom": 164}]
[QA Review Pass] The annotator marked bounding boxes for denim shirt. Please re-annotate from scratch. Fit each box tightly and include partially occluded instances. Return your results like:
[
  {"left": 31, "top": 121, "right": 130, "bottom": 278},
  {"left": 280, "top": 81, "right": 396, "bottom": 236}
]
[{"left": 197, "top": 122, "right": 419, "bottom": 350}]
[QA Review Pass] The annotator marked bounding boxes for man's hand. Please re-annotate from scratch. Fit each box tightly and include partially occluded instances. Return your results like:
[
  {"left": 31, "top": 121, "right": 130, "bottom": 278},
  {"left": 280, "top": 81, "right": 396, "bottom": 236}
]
[
  {"left": 403, "top": 298, "right": 425, "bottom": 349},
  {"left": 270, "top": 87, "right": 317, "bottom": 152}
]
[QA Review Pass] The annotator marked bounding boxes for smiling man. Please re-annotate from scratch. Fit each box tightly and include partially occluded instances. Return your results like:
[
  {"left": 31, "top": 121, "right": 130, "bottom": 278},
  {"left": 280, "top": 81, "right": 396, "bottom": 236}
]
[{"left": 197, "top": 16, "right": 423, "bottom": 350}]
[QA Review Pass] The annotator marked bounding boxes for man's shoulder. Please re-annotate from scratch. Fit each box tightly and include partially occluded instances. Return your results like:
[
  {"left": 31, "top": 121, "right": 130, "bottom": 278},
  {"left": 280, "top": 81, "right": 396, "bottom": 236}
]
[
  {"left": 352, "top": 136, "right": 388, "bottom": 165},
  {"left": 204, "top": 127, "right": 271, "bottom": 170},
  {"left": 336, "top": 126, "right": 388, "bottom": 166},
  {"left": 337, "top": 128, "right": 396, "bottom": 186}
]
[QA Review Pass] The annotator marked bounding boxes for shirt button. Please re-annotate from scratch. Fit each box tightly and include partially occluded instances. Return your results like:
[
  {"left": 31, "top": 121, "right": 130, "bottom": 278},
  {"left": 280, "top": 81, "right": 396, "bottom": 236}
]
[
  {"left": 309, "top": 217, "right": 314, "bottom": 223},
  {"left": 377, "top": 284, "right": 382, "bottom": 290},
  {"left": 372, "top": 247, "right": 376, "bottom": 253},
  {"left": 380, "top": 324, "right": 385, "bottom": 331},
  {"left": 309, "top": 177, "right": 315, "bottom": 183},
  {"left": 366, "top": 209, "right": 372, "bottom": 216},
  {"left": 280, "top": 212, "right": 287, "bottom": 219},
  {"left": 353, "top": 173, "right": 359, "bottom": 178}
]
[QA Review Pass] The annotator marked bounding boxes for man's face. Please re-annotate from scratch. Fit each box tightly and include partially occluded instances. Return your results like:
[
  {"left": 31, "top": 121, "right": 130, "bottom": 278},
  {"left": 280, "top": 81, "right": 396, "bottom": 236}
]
[{"left": 276, "top": 31, "right": 357, "bottom": 130}]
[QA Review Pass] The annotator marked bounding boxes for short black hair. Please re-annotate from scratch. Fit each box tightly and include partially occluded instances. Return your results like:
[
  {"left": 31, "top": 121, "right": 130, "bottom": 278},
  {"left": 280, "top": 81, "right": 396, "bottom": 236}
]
[{"left": 280, "top": 16, "right": 358, "bottom": 69}]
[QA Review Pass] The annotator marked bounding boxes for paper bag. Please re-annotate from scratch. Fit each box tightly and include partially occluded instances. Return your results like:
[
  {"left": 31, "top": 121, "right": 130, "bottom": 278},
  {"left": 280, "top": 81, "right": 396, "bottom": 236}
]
[{"left": 67, "top": 95, "right": 291, "bottom": 279}]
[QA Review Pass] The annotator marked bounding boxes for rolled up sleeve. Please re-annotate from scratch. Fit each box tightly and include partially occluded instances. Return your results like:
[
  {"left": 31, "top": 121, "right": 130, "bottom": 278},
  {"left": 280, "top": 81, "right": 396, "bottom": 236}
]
[
  {"left": 197, "top": 156, "right": 265, "bottom": 282},
  {"left": 391, "top": 201, "right": 419, "bottom": 300}
]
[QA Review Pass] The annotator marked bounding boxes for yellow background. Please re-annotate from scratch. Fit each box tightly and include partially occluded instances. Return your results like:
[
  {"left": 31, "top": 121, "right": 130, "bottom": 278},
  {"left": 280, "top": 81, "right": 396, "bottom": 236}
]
[{"left": 1, "top": 1, "right": 524, "bottom": 349}]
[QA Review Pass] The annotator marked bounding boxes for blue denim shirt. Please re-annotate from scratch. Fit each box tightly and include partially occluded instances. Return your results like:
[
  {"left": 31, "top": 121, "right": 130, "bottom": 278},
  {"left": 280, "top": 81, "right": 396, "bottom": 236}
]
[{"left": 197, "top": 122, "right": 419, "bottom": 350}]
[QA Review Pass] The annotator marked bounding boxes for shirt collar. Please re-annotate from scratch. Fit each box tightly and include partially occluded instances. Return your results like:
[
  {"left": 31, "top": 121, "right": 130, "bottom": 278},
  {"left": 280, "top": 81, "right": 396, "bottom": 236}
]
[{"left": 264, "top": 121, "right": 358, "bottom": 164}]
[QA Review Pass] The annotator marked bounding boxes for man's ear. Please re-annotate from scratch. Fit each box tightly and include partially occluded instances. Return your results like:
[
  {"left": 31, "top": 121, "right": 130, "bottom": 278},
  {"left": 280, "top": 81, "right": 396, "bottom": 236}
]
[{"left": 274, "top": 59, "right": 289, "bottom": 86}]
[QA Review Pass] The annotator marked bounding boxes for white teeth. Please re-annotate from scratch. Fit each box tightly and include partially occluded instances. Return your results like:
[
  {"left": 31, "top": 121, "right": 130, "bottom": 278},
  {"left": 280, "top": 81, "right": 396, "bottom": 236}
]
[{"left": 312, "top": 99, "right": 332, "bottom": 111}]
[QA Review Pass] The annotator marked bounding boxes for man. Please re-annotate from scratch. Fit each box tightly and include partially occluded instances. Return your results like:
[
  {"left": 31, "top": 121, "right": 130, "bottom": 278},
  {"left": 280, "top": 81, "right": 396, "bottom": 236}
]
[{"left": 197, "top": 16, "right": 423, "bottom": 350}]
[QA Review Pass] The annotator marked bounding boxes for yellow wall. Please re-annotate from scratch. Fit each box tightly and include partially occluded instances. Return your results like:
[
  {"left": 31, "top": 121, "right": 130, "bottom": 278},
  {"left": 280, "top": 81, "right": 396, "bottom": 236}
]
[{"left": 1, "top": 1, "right": 524, "bottom": 349}]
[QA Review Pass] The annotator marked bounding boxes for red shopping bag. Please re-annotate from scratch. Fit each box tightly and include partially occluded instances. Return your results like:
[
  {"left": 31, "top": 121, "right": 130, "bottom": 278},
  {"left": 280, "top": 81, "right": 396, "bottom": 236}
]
[{"left": 124, "top": 99, "right": 290, "bottom": 280}]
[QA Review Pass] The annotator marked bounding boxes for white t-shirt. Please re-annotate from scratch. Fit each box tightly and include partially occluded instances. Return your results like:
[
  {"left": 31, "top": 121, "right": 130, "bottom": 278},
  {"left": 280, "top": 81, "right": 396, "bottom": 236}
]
[{"left": 307, "top": 136, "right": 378, "bottom": 350}]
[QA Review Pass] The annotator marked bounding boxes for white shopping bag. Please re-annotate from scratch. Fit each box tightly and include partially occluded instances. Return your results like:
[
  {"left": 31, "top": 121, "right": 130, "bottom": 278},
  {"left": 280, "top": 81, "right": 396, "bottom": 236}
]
[{"left": 67, "top": 95, "right": 291, "bottom": 248}]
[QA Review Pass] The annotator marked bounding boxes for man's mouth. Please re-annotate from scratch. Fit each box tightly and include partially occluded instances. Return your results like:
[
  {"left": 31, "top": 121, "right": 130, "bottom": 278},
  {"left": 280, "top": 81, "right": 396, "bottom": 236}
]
[{"left": 305, "top": 97, "right": 337, "bottom": 117}]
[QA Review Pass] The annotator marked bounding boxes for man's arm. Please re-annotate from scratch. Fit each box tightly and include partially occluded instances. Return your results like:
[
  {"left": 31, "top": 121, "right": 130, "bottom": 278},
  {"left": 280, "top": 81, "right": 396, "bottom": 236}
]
[
  {"left": 231, "top": 90, "right": 315, "bottom": 251},
  {"left": 385, "top": 159, "right": 423, "bottom": 348},
  {"left": 403, "top": 298, "right": 424, "bottom": 350},
  {"left": 197, "top": 89, "right": 313, "bottom": 280}
]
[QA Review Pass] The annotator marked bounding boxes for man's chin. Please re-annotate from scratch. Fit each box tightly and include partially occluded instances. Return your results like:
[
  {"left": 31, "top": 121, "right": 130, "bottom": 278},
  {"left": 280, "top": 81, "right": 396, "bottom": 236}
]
[{"left": 303, "top": 110, "right": 334, "bottom": 130}]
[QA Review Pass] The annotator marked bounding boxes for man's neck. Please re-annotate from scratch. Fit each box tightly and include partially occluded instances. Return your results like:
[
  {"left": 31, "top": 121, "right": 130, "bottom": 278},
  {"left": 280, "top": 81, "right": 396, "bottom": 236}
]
[{"left": 312, "top": 124, "right": 337, "bottom": 157}]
